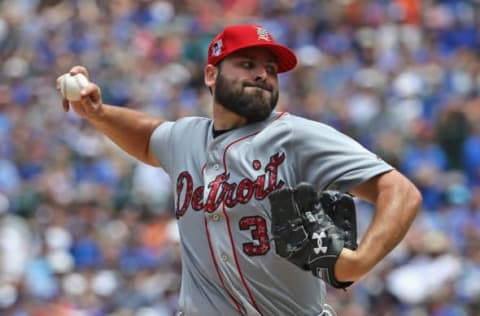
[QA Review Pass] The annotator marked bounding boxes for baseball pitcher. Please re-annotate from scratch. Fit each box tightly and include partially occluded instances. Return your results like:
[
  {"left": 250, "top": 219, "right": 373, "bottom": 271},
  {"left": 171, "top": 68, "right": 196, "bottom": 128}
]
[{"left": 57, "top": 24, "right": 421, "bottom": 316}]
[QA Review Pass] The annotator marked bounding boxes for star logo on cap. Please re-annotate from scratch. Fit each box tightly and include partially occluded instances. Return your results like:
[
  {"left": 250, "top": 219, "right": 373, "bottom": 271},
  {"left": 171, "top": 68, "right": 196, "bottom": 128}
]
[
  {"left": 256, "top": 27, "right": 271, "bottom": 41},
  {"left": 212, "top": 39, "right": 223, "bottom": 56}
]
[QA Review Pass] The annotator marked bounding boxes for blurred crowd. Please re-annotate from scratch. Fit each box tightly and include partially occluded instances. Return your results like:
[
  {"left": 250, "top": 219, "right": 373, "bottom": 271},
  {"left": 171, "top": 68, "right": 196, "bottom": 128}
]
[{"left": 1, "top": 0, "right": 480, "bottom": 315}]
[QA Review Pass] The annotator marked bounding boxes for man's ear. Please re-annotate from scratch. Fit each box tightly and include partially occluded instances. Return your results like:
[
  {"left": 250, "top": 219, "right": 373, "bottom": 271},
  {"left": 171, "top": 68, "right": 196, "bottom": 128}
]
[{"left": 204, "top": 64, "right": 218, "bottom": 88}]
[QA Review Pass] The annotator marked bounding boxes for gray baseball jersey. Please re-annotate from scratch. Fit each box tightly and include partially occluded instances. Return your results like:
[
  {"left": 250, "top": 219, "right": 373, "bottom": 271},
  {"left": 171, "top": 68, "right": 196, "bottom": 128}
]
[{"left": 150, "top": 111, "right": 393, "bottom": 316}]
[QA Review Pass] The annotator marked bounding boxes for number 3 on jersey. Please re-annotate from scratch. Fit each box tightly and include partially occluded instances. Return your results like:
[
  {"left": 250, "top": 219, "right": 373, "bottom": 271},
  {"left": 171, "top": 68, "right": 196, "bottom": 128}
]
[{"left": 239, "top": 216, "right": 270, "bottom": 256}]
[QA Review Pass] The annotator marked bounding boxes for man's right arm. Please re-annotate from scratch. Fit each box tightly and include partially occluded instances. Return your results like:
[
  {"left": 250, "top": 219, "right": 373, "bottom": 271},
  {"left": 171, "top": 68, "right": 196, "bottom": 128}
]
[
  {"left": 58, "top": 66, "right": 164, "bottom": 166},
  {"left": 88, "top": 104, "right": 164, "bottom": 166}
]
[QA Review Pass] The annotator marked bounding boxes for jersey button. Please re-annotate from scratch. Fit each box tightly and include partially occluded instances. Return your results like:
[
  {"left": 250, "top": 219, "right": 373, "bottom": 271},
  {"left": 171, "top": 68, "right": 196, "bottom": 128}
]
[
  {"left": 221, "top": 253, "right": 228, "bottom": 262},
  {"left": 212, "top": 214, "right": 220, "bottom": 221},
  {"left": 213, "top": 164, "right": 219, "bottom": 170}
]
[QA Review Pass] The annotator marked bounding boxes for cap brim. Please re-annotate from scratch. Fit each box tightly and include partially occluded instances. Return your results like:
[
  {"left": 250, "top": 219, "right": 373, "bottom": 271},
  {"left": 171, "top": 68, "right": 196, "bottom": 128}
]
[{"left": 261, "top": 44, "right": 298, "bottom": 73}]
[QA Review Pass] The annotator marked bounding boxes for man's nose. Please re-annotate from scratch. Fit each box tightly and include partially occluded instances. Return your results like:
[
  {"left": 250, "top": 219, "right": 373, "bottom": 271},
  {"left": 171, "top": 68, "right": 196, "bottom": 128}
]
[{"left": 254, "top": 66, "right": 268, "bottom": 81}]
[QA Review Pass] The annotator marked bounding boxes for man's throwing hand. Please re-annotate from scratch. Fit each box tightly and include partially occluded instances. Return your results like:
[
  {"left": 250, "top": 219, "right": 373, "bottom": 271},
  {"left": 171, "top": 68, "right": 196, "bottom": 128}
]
[{"left": 56, "top": 66, "right": 103, "bottom": 120}]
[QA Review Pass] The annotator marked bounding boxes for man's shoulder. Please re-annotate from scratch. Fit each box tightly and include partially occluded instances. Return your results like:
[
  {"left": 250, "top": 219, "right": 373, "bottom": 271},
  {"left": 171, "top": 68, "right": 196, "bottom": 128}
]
[
  {"left": 176, "top": 115, "right": 212, "bottom": 124},
  {"left": 273, "top": 112, "right": 334, "bottom": 131},
  {"left": 155, "top": 116, "right": 212, "bottom": 139},
  {"left": 173, "top": 116, "right": 212, "bottom": 130}
]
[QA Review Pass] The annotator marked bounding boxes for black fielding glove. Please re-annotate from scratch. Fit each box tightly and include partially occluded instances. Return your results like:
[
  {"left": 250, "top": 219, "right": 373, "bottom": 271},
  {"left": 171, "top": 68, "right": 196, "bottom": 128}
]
[{"left": 268, "top": 183, "right": 358, "bottom": 289}]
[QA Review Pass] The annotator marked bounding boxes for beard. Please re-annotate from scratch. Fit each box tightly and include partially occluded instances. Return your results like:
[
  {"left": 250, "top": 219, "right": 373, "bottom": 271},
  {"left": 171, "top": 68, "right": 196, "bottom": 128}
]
[{"left": 214, "top": 72, "right": 279, "bottom": 123}]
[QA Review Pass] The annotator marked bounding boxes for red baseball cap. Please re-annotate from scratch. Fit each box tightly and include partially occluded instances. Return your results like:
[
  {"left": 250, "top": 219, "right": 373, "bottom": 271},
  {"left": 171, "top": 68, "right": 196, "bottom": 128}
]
[{"left": 207, "top": 24, "right": 297, "bottom": 73}]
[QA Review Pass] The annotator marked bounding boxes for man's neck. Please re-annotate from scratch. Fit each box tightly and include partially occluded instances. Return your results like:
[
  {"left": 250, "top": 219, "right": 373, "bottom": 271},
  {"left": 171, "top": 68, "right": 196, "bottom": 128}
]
[
  {"left": 212, "top": 103, "right": 247, "bottom": 130},
  {"left": 212, "top": 126, "right": 233, "bottom": 138}
]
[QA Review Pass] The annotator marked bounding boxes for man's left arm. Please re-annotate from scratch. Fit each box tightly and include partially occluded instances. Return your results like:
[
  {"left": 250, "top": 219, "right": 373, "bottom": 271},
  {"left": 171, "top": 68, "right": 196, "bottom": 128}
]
[{"left": 334, "top": 169, "right": 422, "bottom": 282}]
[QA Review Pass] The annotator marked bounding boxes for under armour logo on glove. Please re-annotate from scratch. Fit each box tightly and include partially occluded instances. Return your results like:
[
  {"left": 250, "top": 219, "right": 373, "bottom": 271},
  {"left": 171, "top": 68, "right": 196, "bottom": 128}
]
[{"left": 312, "top": 231, "right": 328, "bottom": 254}]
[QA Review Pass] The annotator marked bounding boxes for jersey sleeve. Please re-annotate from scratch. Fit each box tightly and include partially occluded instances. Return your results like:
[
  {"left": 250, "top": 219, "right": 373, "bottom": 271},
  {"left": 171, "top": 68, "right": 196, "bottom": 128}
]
[
  {"left": 149, "top": 117, "right": 211, "bottom": 175},
  {"left": 149, "top": 121, "right": 175, "bottom": 173},
  {"left": 288, "top": 116, "right": 393, "bottom": 192}
]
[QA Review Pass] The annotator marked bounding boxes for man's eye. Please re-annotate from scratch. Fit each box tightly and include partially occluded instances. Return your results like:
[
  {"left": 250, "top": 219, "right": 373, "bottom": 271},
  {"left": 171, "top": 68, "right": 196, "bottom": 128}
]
[
  {"left": 266, "top": 65, "right": 278, "bottom": 75},
  {"left": 242, "top": 61, "right": 254, "bottom": 68}
]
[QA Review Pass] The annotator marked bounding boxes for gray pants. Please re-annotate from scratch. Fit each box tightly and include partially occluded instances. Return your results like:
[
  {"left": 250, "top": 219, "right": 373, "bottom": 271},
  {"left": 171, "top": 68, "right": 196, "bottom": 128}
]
[{"left": 176, "top": 303, "right": 337, "bottom": 316}]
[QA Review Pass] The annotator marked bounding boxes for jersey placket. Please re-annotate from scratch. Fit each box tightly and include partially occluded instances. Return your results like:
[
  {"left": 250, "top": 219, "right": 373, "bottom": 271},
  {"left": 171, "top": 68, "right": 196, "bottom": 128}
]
[
  {"left": 203, "top": 136, "right": 264, "bottom": 315},
  {"left": 203, "top": 139, "right": 246, "bottom": 312}
]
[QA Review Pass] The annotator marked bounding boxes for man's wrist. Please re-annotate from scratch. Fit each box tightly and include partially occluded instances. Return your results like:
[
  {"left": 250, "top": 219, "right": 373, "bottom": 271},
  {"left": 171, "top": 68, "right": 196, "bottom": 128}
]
[{"left": 334, "top": 248, "right": 367, "bottom": 282}]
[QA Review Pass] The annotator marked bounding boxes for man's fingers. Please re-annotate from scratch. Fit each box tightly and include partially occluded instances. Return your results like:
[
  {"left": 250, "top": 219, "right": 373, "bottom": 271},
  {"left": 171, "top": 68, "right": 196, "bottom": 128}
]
[
  {"left": 56, "top": 74, "right": 65, "bottom": 90},
  {"left": 76, "top": 83, "right": 102, "bottom": 114},
  {"left": 69, "top": 65, "right": 89, "bottom": 78},
  {"left": 89, "top": 85, "right": 101, "bottom": 103},
  {"left": 80, "top": 82, "right": 98, "bottom": 98},
  {"left": 80, "top": 83, "right": 101, "bottom": 106},
  {"left": 85, "top": 97, "right": 101, "bottom": 112},
  {"left": 62, "top": 98, "right": 70, "bottom": 112}
]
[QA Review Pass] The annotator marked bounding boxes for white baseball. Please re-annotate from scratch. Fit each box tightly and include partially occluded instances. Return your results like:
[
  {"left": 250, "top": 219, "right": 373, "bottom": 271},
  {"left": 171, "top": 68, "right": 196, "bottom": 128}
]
[{"left": 59, "top": 73, "right": 90, "bottom": 101}]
